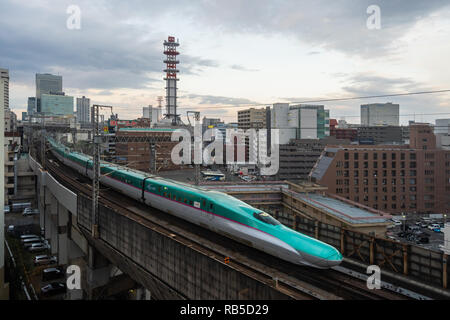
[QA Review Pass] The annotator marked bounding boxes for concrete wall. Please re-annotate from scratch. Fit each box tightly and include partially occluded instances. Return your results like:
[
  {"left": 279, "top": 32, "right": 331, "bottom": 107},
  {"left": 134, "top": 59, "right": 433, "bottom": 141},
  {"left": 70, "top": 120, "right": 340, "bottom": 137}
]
[{"left": 77, "top": 193, "right": 292, "bottom": 299}]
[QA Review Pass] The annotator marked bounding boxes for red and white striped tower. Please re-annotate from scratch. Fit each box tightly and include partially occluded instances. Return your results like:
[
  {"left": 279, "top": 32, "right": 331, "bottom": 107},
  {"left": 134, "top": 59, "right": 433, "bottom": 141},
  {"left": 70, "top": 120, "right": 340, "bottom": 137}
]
[{"left": 163, "top": 36, "right": 180, "bottom": 125}]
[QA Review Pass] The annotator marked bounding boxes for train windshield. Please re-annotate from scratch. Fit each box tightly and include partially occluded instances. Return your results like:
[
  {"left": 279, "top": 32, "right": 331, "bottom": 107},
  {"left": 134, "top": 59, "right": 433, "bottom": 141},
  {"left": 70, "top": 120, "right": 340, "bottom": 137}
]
[{"left": 253, "top": 212, "right": 280, "bottom": 225}]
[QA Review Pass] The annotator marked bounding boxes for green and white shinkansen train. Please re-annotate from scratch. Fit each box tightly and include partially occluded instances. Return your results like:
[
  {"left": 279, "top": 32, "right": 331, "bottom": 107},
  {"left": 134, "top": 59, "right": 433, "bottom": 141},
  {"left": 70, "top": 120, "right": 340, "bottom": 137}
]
[{"left": 48, "top": 138, "right": 342, "bottom": 268}]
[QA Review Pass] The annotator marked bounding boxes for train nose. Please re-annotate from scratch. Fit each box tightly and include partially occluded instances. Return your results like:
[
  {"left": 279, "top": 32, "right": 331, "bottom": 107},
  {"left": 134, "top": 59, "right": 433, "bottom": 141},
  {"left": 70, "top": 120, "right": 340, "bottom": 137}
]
[{"left": 324, "top": 248, "right": 343, "bottom": 268}]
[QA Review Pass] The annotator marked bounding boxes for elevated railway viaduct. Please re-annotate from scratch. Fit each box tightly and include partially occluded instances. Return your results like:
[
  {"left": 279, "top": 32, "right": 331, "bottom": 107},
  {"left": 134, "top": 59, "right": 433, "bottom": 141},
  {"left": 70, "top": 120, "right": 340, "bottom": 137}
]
[{"left": 27, "top": 151, "right": 449, "bottom": 300}]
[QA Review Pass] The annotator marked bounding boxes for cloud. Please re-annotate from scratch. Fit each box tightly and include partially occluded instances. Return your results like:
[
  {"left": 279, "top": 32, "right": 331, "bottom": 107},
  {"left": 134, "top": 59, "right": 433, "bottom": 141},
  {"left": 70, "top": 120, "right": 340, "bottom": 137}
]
[
  {"left": 182, "top": 94, "right": 258, "bottom": 106},
  {"left": 230, "top": 64, "right": 259, "bottom": 72}
]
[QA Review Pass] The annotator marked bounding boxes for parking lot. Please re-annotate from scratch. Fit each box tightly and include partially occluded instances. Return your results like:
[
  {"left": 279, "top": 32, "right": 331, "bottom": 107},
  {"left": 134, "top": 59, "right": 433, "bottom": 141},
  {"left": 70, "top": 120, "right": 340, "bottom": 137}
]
[
  {"left": 386, "top": 218, "right": 445, "bottom": 251},
  {"left": 5, "top": 207, "right": 66, "bottom": 300}
]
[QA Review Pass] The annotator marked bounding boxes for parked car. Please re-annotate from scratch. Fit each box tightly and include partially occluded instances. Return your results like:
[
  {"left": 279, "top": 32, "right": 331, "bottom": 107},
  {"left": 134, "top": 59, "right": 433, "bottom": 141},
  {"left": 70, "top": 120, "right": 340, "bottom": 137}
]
[
  {"left": 408, "top": 225, "right": 421, "bottom": 233},
  {"left": 420, "top": 222, "right": 428, "bottom": 228},
  {"left": 23, "top": 208, "right": 39, "bottom": 216},
  {"left": 7, "top": 225, "right": 15, "bottom": 234},
  {"left": 11, "top": 202, "right": 31, "bottom": 213},
  {"left": 23, "top": 239, "right": 45, "bottom": 249},
  {"left": 428, "top": 223, "right": 441, "bottom": 230},
  {"left": 42, "top": 267, "right": 64, "bottom": 282},
  {"left": 34, "top": 255, "right": 57, "bottom": 266},
  {"left": 40, "top": 282, "right": 66, "bottom": 296},
  {"left": 397, "top": 231, "right": 406, "bottom": 238},
  {"left": 28, "top": 243, "right": 50, "bottom": 252},
  {"left": 20, "top": 234, "right": 40, "bottom": 241},
  {"left": 4, "top": 205, "right": 10, "bottom": 214},
  {"left": 416, "top": 236, "right": 430, "bottom": 244},
  {"left": 432, "top": 228, "right": 442, "bottom": 233},
  {"left": 392, "top": 220, "right": 402, "bottom": 226}
]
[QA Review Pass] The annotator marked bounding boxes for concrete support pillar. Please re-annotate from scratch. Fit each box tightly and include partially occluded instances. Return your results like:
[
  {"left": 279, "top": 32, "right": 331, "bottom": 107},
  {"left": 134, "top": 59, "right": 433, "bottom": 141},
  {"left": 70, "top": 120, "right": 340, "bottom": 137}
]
[
  {"left": 44, "top": 187, "right": 53, "bottom": 241},
  {"left": 135, "top": 287, "right": 151, "bottom": 300},
  {"left": 50, "top": 193, "right": 58, "bottom": 255},
  {"left": 58, "top": 206, "right": 69, "bottom": 265},
  {"left": 85, "top": 245, "right": 111, "bottom": 299}
]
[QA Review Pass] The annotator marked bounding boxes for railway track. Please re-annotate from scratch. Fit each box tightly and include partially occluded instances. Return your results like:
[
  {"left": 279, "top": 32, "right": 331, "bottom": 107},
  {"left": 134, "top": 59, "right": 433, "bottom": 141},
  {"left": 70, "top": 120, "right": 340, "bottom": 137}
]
[{"left": 44, "top": 153, "right": 409, "bottom": 300}]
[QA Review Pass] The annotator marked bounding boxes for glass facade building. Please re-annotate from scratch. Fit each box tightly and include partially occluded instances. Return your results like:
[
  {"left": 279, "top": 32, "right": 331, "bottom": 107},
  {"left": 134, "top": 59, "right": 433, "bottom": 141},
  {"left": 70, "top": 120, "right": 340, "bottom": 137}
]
[{"left": 41, "top": 94, "right": 74, "bottom": 115}]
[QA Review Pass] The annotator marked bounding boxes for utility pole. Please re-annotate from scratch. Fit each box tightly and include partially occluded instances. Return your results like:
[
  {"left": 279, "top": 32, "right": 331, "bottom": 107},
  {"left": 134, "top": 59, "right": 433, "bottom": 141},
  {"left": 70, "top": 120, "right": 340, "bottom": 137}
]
[
  {"left": 40, "top": 114, "right": 46, "bottom": 169},
  {"left": 150, "top": 142, "right": 156, "bottom": 174},
  {"left": 91, "top": 104, "right": 113, "bottom": 239},
  {"left": 187, "top": 111, "right": 201, "bottom": 185}
]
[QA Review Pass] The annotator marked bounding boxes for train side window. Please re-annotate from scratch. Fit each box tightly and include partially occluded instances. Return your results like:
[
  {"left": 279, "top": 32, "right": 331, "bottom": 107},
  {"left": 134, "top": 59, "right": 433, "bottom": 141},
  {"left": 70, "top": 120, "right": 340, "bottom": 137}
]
[
  {"left": 253, "top": 212, "right": 280, "bottom": 225},
  {"left": 210, "top": 204, "right": 213, "bottom": 210},
  {"left": 189, "top": 200, "right": 193, "bottom": 205}
]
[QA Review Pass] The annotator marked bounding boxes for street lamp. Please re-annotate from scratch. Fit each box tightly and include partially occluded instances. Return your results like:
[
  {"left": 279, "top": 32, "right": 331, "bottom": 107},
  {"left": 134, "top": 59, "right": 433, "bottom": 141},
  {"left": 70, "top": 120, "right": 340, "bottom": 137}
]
[{"left": 402, "top": 213, "right": 406, "bottom": 232}]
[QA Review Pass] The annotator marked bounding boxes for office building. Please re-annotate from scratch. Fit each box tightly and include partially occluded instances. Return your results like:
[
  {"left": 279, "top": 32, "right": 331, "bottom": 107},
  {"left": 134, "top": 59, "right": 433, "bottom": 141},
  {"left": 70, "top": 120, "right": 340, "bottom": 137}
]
[
  {"left": 35, "top": 73, "right": 63, "bottom": 112},
  {"left": 435, "top": 119, "right": 450, "bottom": 150},
  {"left": 357, "top": 126, "right": 403, "bottom": 145},
  {"left": 76, "top": 96, "right": 90, "bottom": 123},
  {"left": 277, "top": 136, "right": 351, "bottom": 181},
  {"left": 0, "top": 82, "right": 6, "bottom": 299},
  {"left": 361, "top": 103, "right": 399, "bottom": 126},
  {"left": 27, "top": 97, "right": 36, "bottom": 116},
  {"left": 0, "top": 68, "right": 8, "bottom": 110},
  {"left": 238, "top": 108, "right": 267, "bottom": 130},
  {"left": 271, "top": 103, "right": 330, "bottom": 144},
  {"left": 41, "top": 93, "right": 74, "bottom": 116},
  {"left": 310, "top": 124, "right": 450, "bottom": 215},
  {"left": 142, "top": 105, "right": 161, "bottom": 125}
]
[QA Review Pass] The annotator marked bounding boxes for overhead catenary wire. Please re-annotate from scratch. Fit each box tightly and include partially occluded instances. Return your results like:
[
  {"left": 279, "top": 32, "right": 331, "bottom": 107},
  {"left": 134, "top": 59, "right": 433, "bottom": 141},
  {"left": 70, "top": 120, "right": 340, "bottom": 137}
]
[{"left": 176, "top": 89, "right": 450, "bottom": 111}]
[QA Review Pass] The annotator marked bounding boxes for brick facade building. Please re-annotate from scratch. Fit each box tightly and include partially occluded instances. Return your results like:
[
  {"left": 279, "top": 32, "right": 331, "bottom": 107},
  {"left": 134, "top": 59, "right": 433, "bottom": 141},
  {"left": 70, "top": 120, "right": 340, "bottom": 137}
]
[{"left": 310, "top": 124, "right": 450, "bottom": 215}]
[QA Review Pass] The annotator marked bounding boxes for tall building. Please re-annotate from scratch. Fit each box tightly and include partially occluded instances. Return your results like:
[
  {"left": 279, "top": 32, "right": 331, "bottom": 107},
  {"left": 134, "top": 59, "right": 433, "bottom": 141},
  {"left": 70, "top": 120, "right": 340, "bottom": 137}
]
[
  {"left": 435, "top": 119, "right": 450, "bottom": 150},
  {"left": 41, "top": 93, "right": 73, "bottom": 115},
  {"left": 76, "top": 96, "right": 90, "bottom": 123},
  {"left": 271, "top": 103, "right": 330, "bottom": 144},
  {"left": 357, "top": 126, "right": 403, "bottom": 145},
  {"left": 277, "top": 137, "right": 350, "bottom": 181},
  {"left": 0, "top": 68, "right": 8, "bottom": 110},
  {"left": 361, "top": 103, "right": 399, "bottom": 126},
  {"left": 35, "top": 73, "right": 63, "bottom": 112},
  {"left": 310, "top": 124, "right": 450, "bottom": 215},
  {"left": 238, "top": 108, "right": 267, "bottom": 130},
  {"left": 27, "top": 97, "right": 36, "bottom": 116},
  {"left": 0, "top": 72, "right": 5, "bottom": 300},
  {"left": 143, "top": 105, "right": 161, "bottom": 125}
]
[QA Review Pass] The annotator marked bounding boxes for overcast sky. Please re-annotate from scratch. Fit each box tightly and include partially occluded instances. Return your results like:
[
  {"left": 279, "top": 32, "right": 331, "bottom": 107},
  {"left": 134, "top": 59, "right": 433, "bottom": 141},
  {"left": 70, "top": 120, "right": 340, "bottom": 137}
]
[{"left": 1, "top": 0, "right": 450, "bottom": 124}]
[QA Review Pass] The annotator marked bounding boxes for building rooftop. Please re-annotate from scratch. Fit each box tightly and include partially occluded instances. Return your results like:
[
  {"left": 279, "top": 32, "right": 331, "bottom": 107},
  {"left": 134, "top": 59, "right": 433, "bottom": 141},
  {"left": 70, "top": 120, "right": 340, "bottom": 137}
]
[
  {"left": 292, "top": 193, "right": 391, "bottom": 224},
  {"left": 118, "top": 127, "right": 177, "bottom": 132}
]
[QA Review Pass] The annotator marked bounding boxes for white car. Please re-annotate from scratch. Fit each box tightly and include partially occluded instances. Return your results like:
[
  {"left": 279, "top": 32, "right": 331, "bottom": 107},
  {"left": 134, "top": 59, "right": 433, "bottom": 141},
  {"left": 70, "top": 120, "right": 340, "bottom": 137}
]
[
  {"left": 428, "top": 223, "right": 441, "bottom": 230},
  {"left": 28, "top": 243, "right": 50, "bottom": 252},
  {"left": 392, "top": 220, "right": 402, "bottom": 226},
  {"left": 23, "top": 208, "right": 39, "bottom": 216}
]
